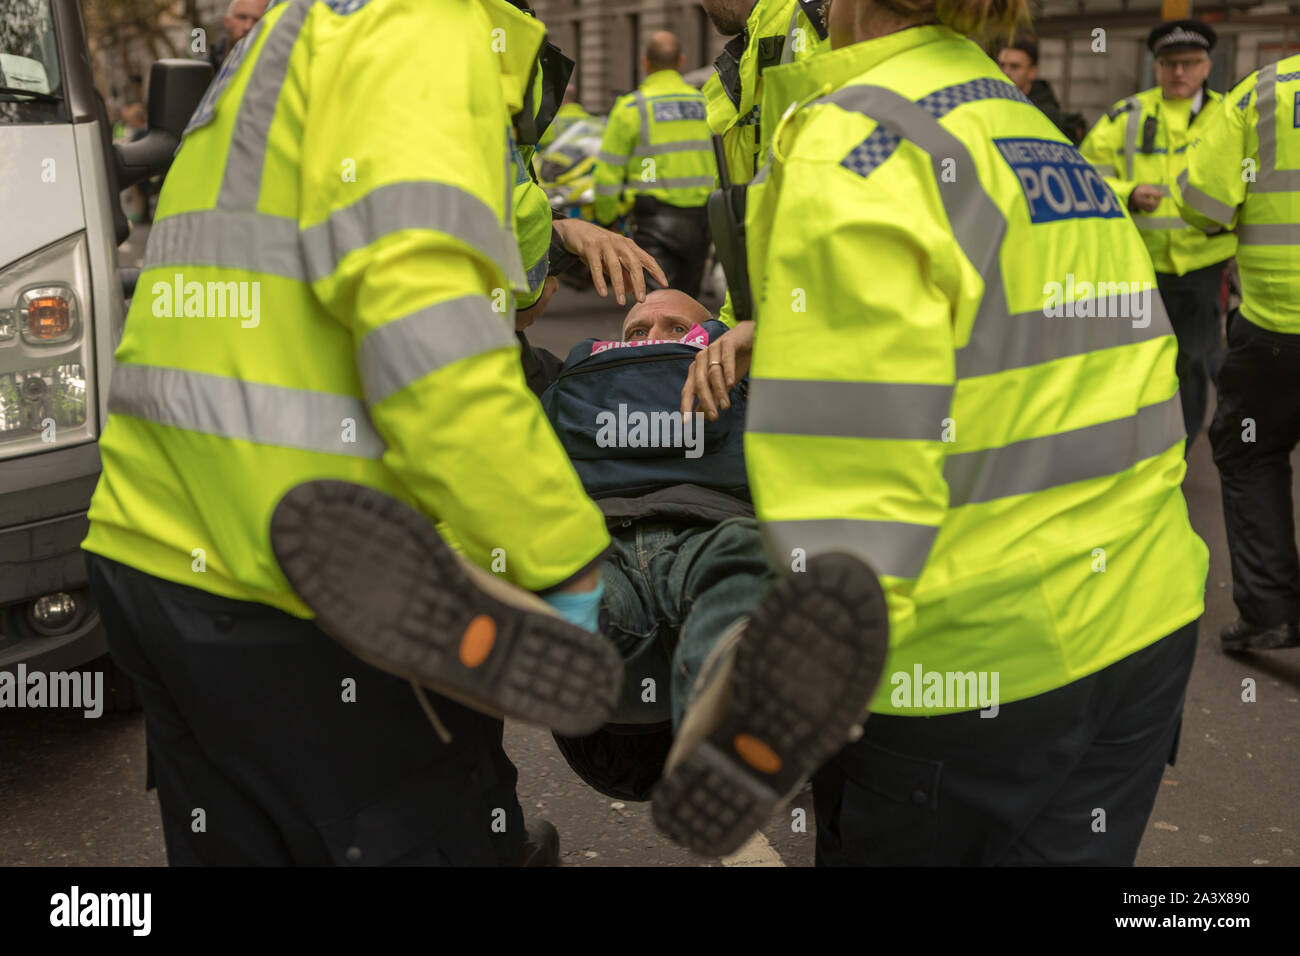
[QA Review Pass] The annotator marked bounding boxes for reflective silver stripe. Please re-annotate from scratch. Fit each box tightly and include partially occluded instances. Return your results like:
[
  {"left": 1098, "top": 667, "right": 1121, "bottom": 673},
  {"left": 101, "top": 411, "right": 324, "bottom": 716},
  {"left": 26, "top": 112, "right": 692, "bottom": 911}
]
[
  {"left": 780, "top": 5, "right": 801, "bottom": 66},
  {"left": 357, "top": 296, "right": 515, "bottom": 403},
  {"left": 1254, "top": 168, "right": 1300, "bottom": 193},
  {"left": 1092, "top": 163, "right": 1118, "bottom": 178},
  {"left": 1237, "top": 222, "right": 1300, "bottom": 245},
  {"left": 943, "top": 394, "right": 1184, "bottom": 507},
  {"left": 300, "top": 180, "right": 523, "bottom": 286},
  {"left": 751, "top": 158, "right": 772, "bottom": 185},
  {"left": 108, "top": 363, "right": 385, "bottom": 458},
  {"left": 144, "top": 209, "right": 301, "bottom": 278},
  {"left": 595, "top": 183, "right": 622, "bottom": 196},
  {"left": 820, "top": 84, "right": 1174, "bottom": 380},
  {"left": 596, "top": 149, "right": 628, "bottom": 165},
  {"left": 760, "top": 518, "right": 939, "bottom": 580},
  {"left": 525, "top": 247, "right": 550, "bottom": 290},
  {"left": 1176, "top": 169, "right": 1237, "bottom": 224},
  {"left": 1253, "top": 64, "right": 1300, "bottom": 192},
  {"left": 633, "top": 139, "right": 713, "bottom": 157},
  {"left": 146, "top": 181, "right": 521, "bottom": 286},
  {"left": 646, "top": 175, "right": 717, "bottom": 190},
  {"left": 821, "top": 84, "right": 1012, "bottom": 381},
  {"left": 217, "top": 0, "right": 312, "bottom": 209},
  {"left": 960, "top": 295, "right": 1172, "bottom": 379},
  {"left": 747, "top": 378, "right": 953, "bottom": 441},
  {"left": 633, "top": 91, "right": 650, "bottom": 136},
  {"left": 1256, "top": 63, "right": 1278, "bottom": 180},
  {"left": 1133, "top": 216, "right": 1187, "bottom": 230},
  {"left": 1123, "top": 97, "right": 1142, "bottom": 181}
]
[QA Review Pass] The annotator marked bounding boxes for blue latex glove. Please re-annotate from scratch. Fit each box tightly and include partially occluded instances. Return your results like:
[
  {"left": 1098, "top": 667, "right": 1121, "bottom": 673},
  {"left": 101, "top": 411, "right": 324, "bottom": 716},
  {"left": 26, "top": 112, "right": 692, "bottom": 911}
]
[{"left": 542, "top": 580, "right": 604, "bottom": 633}]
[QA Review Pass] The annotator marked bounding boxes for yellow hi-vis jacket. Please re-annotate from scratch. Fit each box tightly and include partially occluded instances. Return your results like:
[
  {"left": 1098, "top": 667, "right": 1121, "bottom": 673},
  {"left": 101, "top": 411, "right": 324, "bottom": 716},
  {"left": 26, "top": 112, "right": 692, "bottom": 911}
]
[
  {"left": 1178, "top": 57, "right": 1300, "bottom": 333},
  {"left": 702, "top": 0, "right": 830, "bottom": 186},
  {"left": 539, "top": 101, "right": 593, "bottom": 149},
  {"left": 82, "top": 0, "right": 610, "bottom": 616},
  {"left": 706, "top": 0, "right": 829, "bottom": 329},
  {"left": 593, "top": 69, "right": 716, "bottom": 224},
  {"left": 1080, "top": 86, "right": 1236, "bottom": 276},
  {"left": 512, "top": 139, "right": 553, "bottom": 309},
  {"left": 744, "top": 25, "right": 1208, "bottom": 715}
]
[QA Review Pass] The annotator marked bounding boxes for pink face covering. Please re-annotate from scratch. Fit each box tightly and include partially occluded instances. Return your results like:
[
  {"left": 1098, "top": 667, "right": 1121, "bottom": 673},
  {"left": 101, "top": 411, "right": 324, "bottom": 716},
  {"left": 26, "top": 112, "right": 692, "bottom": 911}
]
[{"left": 590, "top": 323, "right": 711, "bottom": 356}]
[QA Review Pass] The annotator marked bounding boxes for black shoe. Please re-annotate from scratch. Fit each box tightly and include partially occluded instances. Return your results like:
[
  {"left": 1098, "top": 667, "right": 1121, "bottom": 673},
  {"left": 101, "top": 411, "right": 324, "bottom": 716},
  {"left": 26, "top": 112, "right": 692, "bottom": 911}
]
[
  {"left": 270, "top": 480, "right": 622, "bottom": 737},
  {"left": 650, "top": 552, "right": 890, "bottom": 858},
  {"left": 517, "top": 819, "right": 560, "bottom": 867},
  {"left": 1220, "top": 617, "right": 1300, "bottom": 652}
]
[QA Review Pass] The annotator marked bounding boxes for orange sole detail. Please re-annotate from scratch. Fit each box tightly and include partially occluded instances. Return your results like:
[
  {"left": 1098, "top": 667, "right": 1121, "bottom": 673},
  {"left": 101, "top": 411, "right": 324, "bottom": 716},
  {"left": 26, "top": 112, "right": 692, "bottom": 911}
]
[
  {"left": 459, "top": 615, "right": 497, "bottom": 668},
  {"left": 733, "top": 733, "right": 782, "bottom": 775}
]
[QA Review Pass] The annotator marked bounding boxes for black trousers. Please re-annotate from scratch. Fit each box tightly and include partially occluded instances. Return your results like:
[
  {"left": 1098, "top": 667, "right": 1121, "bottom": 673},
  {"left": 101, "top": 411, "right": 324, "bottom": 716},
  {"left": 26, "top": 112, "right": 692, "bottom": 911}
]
[
  {"left": 812, "top": 622, "right": 1197, "bottom": 865},
  {"left": 1209, "top": 310, "right": 1300, "bottom": 627},
  {"left": 1156, "top": 261, "right": 1227, "bottom": 452},
  {"left": 632, "top": 196, "right": 711, "bottom": 299},
  {"left": 87, "top": 554, "right": 525, "bottom": 866}
]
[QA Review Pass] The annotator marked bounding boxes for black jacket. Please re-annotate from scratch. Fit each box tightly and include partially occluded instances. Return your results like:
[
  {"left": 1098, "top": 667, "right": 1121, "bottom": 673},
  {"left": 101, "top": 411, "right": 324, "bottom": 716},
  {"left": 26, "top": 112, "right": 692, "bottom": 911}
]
[
  {"left": 1028, "top": 79, "right": 1066, "bottom": 131},
  {"left": 517, "top": 331, "right": 754, "bottom": 527}
]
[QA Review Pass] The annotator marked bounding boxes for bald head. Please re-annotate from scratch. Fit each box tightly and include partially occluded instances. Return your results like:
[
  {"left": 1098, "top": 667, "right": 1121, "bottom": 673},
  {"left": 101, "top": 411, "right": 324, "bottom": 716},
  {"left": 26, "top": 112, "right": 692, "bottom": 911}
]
[
  {"left": 622, "top": 290, "right": 710, "bottom": 342},
  {"left": 645, "top": 31, "right": 683, "bottom": 72}
]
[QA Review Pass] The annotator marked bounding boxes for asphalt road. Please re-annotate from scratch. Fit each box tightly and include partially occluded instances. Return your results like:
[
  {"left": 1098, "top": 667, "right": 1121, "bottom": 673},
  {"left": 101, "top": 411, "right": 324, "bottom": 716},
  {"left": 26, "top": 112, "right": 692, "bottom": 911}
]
[{"left": 1, "top": 276, "right": 1296, "bottom": 868}]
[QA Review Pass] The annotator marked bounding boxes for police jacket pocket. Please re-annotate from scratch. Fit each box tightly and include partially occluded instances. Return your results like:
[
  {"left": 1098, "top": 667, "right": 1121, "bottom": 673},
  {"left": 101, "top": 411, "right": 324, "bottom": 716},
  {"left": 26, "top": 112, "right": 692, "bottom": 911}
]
[{"left": 834, "top": 739, "right": 942, "bottom": 866}]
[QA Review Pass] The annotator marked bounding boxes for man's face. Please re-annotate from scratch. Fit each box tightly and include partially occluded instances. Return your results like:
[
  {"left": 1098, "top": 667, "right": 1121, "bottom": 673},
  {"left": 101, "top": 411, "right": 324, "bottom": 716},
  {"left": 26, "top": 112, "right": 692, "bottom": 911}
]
[
  {"left": 622, "top": 290, "right": 710, "bottom": 341},
  {"left": 997, "top": 49, "right": 1036, "bottom": 94},
  {"left": 700, "top": 0, "right": 753, "bottom": 37},
  {"left": 224, "top": 0, "right": 266, "bottom": 45},
  {"left": 1155, "top": 48, "right": 1211, "bottom": 100}
]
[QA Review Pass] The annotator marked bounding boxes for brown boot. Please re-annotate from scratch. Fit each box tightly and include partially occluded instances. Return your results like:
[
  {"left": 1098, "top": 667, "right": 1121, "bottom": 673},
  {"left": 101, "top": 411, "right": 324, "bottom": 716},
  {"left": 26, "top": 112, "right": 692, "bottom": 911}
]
[
  {"left": 271, "top": 480, "right": 622, "bottom": 737},
  {"left": 651, "top": 552, "right": 889, "bottom": 857}
]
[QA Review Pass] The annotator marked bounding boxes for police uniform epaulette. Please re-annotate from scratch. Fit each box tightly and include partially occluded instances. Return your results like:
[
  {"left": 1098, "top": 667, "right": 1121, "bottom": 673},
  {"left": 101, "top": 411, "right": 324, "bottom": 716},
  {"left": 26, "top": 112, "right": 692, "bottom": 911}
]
[{"left": 1106, "top": 98, "right": 1136, "bottom": 121}]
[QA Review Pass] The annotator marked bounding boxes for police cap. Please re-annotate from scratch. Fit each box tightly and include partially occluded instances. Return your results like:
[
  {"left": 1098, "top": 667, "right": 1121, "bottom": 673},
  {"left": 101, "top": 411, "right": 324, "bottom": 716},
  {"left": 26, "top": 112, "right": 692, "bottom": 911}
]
[{"left": 1147, "top": 19, "right": 1216, "bottom": 55}]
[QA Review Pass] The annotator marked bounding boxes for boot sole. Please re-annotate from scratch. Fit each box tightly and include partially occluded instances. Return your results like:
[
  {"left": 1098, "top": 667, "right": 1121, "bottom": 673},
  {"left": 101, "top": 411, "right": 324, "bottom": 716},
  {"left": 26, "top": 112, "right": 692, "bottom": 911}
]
[
  {"left": 651, "top": 552, "right": 890, "bottom": 857},
  {"left": 270, "top": 480, "right": 621, "bottom": 737},
  {"left": 1222, "top": 632, "right": 1300, "bottom": 652}
]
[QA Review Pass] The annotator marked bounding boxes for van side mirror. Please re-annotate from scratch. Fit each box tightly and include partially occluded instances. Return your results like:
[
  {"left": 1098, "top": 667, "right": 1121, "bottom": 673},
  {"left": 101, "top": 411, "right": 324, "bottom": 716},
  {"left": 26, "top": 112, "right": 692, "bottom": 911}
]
[{"left": 114, "top": 59, "right": 213, "bottom": 189}]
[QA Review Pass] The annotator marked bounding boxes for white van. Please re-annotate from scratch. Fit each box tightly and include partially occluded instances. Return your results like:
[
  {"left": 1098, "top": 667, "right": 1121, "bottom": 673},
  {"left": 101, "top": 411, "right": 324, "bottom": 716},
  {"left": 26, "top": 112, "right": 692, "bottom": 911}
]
[{"left": 1, "top": 0, "right": 209, "bottom": 707}]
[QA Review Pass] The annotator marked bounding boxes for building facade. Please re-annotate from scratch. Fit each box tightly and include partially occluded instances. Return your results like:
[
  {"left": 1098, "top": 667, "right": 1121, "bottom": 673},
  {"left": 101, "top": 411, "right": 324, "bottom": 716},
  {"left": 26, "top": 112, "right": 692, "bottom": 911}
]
[{"left": 531, "top": 0, "right": 730, "bottom": 111}]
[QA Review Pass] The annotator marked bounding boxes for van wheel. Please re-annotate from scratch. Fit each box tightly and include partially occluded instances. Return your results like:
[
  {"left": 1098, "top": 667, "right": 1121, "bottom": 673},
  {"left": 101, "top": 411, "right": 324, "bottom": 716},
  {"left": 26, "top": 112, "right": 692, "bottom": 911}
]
[{"left": 94, "top": 654, "right": 142, "bottom": 714}]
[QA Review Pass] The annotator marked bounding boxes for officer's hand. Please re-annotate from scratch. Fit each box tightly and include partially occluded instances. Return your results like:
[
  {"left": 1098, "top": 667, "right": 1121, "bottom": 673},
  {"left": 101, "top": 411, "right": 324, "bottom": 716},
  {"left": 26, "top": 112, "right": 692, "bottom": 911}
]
[
  {"left": 682, "top": 320, "right": 755, "bottom": 422},
  {"left": 515, "top": 276, "right": 558, "bottom": 331},
  {"left": 552, "top": 218, "right": 668, "bottom": 306},
  {"left": 1130, "top": 184, "right": 1164, "bottom": 213}
]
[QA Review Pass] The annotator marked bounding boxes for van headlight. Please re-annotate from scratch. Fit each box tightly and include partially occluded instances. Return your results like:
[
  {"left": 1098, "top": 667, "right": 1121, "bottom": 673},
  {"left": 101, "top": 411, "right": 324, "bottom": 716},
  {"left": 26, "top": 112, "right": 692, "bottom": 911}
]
[{"left": 0, "top": 234, "right": 94, "bottom": 454}]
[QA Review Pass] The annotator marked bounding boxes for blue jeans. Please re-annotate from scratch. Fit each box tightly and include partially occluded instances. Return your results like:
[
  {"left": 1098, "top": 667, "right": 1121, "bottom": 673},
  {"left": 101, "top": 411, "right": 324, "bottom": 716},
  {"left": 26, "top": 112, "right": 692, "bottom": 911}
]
[{"left": 599, "top": 517, "right": 774, "bottom": 726}]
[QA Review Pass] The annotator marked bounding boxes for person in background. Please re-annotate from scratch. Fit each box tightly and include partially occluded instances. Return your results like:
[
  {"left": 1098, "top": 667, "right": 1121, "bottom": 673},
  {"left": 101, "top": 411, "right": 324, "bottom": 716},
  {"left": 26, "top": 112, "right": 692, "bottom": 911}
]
[
  {"left": 539, "top": 82, "right": 593, "bottom": 149},
  {"left": 997, "top": 35, "right": 1072, "bottom": 141},
  {"left": 1178, "top": 55, "right": 1300, "bottom": 653},
  {"left": 1080, "top": 19, "right": 1235, "bottom": 452},
  {"left": 207, "top": 0, "right": 269, "bottom": 71},
  {"left": 594, "top": 31, "right": 716, "bottom": 297}
]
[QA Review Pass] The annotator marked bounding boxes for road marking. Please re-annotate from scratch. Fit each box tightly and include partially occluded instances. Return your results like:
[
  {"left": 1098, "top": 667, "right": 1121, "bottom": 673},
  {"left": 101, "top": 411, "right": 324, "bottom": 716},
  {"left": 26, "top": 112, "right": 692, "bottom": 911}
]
[{"left": 721, "top": 831, "right": 785, "bottom": 867}]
